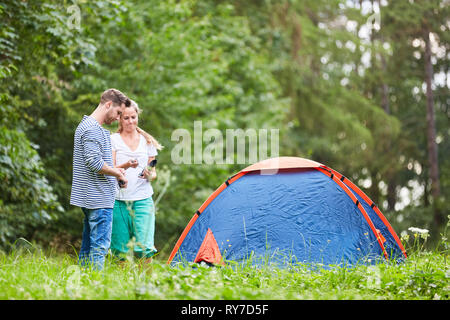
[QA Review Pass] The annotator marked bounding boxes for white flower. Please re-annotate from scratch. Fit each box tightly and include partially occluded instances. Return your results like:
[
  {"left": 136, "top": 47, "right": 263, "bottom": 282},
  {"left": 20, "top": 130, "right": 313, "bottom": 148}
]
[
  {"left": 408, "top": 227, "right": 429, "bottom": 234},
  {"left": 408, "top": 227, "right": 430, "bottom": 239}
]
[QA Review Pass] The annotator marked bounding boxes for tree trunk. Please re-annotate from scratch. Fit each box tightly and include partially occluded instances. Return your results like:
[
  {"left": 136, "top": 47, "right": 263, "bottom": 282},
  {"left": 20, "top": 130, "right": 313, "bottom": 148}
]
[
  {"left": 422, "top": 160, "right": 430, "bottom": 207},
  {"left": 380, "top": 55, "right": 390, "bottom": 114},
  {"left": 370, "top": 174, "right": 381, "bottom": 208},
  {"left": 387, "top": 180, "right": 396, "bottom": 211},
  {"left": 423, "top": 28, "right": 442, "bottom": 226}
]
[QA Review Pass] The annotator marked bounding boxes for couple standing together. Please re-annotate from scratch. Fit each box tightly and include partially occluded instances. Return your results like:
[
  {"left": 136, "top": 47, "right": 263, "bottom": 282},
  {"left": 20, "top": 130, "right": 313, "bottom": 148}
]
[{"left": 70, "top": 88, "right": 163, "bottom": 270}]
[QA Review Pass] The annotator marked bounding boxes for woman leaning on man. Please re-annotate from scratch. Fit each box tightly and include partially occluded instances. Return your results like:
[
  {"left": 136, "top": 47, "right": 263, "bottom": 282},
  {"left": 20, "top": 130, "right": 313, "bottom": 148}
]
[{"left": 110, "top": 99, "right": 163, "bottom": 264}]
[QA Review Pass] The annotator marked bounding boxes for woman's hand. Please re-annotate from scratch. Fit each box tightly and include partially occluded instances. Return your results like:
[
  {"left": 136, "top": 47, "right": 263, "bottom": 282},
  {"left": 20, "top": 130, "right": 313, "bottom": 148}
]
[
  {"left": 126, "top": 158, "right": 139, "bottom": 169},
  {"left": 139, "top": 167, "right": 157, "bottom": 181}
]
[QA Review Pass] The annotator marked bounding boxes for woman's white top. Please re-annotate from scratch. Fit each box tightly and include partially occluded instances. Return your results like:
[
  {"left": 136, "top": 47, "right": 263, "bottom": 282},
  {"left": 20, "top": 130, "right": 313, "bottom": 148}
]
[{"left": 111, "top": 132, "right": 158, "bottom": 201}]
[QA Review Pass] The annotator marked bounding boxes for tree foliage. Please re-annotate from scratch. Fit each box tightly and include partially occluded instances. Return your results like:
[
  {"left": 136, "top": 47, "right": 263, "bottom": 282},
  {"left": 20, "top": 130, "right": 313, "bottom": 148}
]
[{"left": 0, "top": 0, "right": 448, "bottom": 251}]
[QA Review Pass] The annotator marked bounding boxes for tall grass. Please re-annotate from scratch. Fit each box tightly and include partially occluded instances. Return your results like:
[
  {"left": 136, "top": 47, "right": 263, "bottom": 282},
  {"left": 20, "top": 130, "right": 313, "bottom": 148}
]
[{"left": 0, "top": 219, "right": 448, "bottom": 300}]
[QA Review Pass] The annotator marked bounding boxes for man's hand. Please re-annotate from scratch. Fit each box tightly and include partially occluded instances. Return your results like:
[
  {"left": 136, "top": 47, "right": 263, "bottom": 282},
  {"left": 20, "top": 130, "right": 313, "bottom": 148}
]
[{"left": 114, "top": 167, "right": 128, "bottom": 188}]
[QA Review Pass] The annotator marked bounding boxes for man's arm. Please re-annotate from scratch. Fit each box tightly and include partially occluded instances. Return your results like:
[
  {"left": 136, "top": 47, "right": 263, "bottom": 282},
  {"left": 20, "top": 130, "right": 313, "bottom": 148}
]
[
  {"left": 99, "top": 162, "right": 124, "bottom": 177},
  {"left": 82, "top": 129, "right": 128, "bottom": 187},
  {"left": 99, "top": 163, "right": 128, "bottom": 188},
  {"left": 82, "top": 128, "right": 107, "bottom": 173}
]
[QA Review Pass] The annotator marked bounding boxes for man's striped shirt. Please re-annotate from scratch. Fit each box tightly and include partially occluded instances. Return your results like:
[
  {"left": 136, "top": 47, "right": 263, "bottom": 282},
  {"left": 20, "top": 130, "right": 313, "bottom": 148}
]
[{"left": 70, "top": 115, "right": 116, "bottom": 209}]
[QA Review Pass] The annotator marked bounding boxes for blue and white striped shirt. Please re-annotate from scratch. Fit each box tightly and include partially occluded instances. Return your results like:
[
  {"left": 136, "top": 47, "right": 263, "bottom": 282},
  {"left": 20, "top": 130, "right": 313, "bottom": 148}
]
[{"left": 70, "top": 115, "right": 116, "bottom": 209}]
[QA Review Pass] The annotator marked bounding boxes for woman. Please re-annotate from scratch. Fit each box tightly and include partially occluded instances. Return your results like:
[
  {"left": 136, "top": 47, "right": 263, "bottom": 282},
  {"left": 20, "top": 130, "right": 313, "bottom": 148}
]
[{"left": 110, "top": 99, "right": 163, "bottom": 263}]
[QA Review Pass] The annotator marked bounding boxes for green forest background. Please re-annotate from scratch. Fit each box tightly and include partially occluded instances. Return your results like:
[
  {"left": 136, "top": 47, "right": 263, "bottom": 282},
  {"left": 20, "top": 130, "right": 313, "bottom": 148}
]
[{"left": 0, "top": 0, "right": 448, "bottom": 258}]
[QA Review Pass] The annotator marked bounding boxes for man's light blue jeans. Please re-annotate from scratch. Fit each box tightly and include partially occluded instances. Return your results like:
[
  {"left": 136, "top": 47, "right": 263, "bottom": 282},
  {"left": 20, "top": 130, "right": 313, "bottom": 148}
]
[{"left": 78, "top": 207, "right": 113, "bottom": 271}]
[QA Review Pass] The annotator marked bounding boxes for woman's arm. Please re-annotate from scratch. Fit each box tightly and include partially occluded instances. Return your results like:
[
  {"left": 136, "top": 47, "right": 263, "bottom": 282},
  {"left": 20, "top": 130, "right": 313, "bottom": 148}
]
[
  {"left": 149, "top": 156, "right": 156, "bottom": 179},
  {"left": 140, "top": 156, "right": 157, "bottom": 181},
  {"left": 112, "top": 150, "right": 138, "bottom": 169}
]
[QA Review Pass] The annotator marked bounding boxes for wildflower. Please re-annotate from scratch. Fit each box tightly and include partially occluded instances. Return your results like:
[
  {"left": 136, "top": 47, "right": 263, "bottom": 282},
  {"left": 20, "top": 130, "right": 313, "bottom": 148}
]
[
  {"left": 400, "top": 231, "right": 410, "bottom": 242},
  {"left": 408, "top": 227, "right": 428, "bottom": 234},
  {"left": 408, "top": 227, "right": 430, "bottom": 239}
]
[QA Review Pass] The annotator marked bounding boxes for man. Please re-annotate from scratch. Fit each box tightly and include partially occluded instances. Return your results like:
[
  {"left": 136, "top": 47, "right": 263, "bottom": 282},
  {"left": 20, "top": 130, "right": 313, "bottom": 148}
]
[{"left": 70, "top": 88, "right": 131, "bottom": 270}]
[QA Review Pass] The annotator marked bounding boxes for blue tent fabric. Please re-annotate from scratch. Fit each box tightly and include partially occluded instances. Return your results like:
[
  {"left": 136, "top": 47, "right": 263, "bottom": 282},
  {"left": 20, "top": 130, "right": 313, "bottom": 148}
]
[
  {"left": 350, "top": 190, "right": 405, "bottom": 262},
  {"left": 172, "top": 169, "right": 398, "bottom": 267}
]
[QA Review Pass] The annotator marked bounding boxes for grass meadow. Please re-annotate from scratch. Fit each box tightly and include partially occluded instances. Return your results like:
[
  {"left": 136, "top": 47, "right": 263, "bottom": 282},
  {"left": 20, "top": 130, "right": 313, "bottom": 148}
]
[{"left": 0, "top": 221, "right": 448, "bottom": 300}]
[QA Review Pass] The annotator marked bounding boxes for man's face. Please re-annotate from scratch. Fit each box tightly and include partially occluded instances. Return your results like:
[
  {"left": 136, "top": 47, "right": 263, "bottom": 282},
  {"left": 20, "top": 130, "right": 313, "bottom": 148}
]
[{"left": 104, "top": 102, "right": 125, "bottom": 125}]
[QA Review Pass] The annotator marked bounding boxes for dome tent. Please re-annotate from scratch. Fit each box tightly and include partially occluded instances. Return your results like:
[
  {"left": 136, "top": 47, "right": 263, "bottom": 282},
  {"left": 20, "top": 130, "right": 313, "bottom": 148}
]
[{"left": 167, "top": 157, "right": 407, "bottom": 267}]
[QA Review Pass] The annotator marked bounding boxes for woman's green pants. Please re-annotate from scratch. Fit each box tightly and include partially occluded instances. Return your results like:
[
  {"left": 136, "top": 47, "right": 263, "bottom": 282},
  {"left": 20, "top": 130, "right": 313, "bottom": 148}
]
[{"left": 111, "top": 197, "right": 157, "bottom": 259}]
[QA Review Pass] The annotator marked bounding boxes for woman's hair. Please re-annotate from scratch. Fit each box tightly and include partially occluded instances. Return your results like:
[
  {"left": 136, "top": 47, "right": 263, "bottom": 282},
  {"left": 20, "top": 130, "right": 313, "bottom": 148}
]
[{"left": 117, "top": 99, "right": 164, "bottom": 150}]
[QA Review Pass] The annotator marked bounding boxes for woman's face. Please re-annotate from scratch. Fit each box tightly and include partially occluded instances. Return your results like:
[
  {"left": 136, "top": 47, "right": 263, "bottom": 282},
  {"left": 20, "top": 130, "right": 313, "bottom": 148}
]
[{"left": 120, "top": 107, "right": 138, "bottom": 132}]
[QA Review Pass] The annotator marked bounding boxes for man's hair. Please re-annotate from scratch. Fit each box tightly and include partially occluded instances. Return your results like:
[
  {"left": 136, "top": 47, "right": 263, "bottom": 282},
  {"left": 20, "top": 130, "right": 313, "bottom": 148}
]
[{"left": 100, "top": 88, "right": 131, "bottom": 107}]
